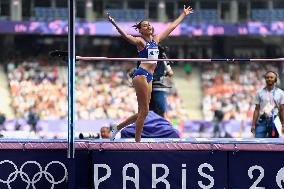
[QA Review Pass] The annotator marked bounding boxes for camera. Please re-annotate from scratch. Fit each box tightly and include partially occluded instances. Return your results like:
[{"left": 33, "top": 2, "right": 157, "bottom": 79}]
[
  {"left": 158, "top": 45, "right": 173, "bottom": 65},
  {"left": 79, "top": 132, "right": 100, "bottom": 139}
]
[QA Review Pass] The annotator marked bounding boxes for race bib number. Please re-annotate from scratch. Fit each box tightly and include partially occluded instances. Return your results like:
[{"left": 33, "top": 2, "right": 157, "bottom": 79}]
[{"left": 148, "top": 48, "right": 159, "bottom": 59}]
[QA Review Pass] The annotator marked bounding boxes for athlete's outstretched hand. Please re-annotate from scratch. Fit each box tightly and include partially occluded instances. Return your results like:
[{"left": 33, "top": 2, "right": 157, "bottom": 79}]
[
  {"left": 183, "top": 5, "right": 193, "bottom": 16},
  {"left": 107, "top": 13, "right": 115, "bottom": 24}
]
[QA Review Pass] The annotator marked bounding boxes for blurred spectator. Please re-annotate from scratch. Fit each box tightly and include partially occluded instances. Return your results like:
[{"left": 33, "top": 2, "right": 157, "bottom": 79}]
[
  {"left": 26, "top": 107, "right": 40, "bottom": 133},
  {"left": 184, "top": 63, "right": 192, "bottom": 77},
  {"left": 14, "top": 120, "right": 22, "bottom": 131},
  {"left": 0, "top": 113, "right": 6, "bottom": 131},
  {"left": 213, "top": 109, "right": 224, "bottom": 137}
]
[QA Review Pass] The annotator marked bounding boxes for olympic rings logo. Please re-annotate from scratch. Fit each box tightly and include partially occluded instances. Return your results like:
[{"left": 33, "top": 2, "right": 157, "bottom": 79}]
[{"left": 0, "top": 160, "right": 67, "bottom": 189}]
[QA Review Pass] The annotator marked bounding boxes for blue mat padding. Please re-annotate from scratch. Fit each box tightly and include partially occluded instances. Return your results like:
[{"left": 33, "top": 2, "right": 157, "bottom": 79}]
[{"left": 121, "top": 111, "right": 180, "bottom": 138}]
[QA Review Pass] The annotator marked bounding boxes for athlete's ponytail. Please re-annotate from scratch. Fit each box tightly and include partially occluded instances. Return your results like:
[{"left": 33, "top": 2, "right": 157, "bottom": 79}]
[{"left": 132, "top": 20, "right": 145, "bottom": 30}]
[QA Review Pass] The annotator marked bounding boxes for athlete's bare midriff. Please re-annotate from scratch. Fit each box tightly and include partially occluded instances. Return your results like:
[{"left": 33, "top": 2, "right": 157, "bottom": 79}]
[{"left": 139, "top": 63, "right": 157, "bottom": 75}]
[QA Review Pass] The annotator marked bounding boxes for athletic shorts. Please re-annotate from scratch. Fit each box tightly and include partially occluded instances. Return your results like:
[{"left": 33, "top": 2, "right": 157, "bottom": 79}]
[{"left": 131, "top": 67, "right": 153, "bottom": 83}]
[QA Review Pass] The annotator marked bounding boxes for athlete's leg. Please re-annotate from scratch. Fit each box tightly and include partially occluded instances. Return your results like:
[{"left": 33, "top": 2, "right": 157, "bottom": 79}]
[
  {"left": 147, "top": 81, "right": 152, "bottom": 105},
  {"left": 133, "top": 75, "right": 150, "bottom": 142},
  {"left": 113, "top": 78, "right": 150, "bottom": 131},
  {"left": 116, "top": 113, "right": 138, "bottom": 130}
]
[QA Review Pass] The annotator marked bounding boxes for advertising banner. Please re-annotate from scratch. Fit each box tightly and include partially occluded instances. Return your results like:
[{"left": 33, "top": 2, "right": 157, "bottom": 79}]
[
  {"left": 228, "top": 151, "right": 284, "bottom": 189},
  {"left": 1, "top": 141, "right": 284, "bottom": 189},
  {"left": 0, "top": 21, "right": 284, "bottom": 36},
  {"left": 92, "top": 150, "right": 227, "bottom": 189},
  {"left": 0, "top": 149, "right": 90, "bottom": 189}
]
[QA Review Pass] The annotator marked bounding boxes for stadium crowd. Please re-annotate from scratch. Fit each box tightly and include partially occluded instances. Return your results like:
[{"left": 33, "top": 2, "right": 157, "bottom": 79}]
[{"left": 6, "top": 57, "right": 183, "bottom": 123}]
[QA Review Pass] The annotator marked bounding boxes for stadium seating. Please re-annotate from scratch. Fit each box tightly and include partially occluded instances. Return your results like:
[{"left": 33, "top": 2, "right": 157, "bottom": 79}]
[
  {"left": 106, "top": 9, "right": 145, "bottom": 21},
  {"left": 251, "top": 9, "right": 284, "bottom": 22},
  {"left": 182, "top": 9, "right": 219, "bottom": 23},
  {"left": 34, "top": 7, "right": 68, "bottom": 21}
]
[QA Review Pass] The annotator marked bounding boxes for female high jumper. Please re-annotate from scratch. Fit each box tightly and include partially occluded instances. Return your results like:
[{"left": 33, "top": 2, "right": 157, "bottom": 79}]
[{"left": 108, "top": 5, "right": 193, "bottom": 142}]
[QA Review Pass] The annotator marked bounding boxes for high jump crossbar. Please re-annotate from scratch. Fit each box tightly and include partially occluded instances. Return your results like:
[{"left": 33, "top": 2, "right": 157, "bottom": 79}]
[{"left": 76, "top": 56, "right": 284, "bottom": 62}]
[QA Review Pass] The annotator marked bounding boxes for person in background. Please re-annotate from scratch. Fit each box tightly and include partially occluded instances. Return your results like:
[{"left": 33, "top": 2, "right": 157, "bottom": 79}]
[
  {"left": 251, "top": 71, "right": 284, "bottom": 138},
  {"left": 213, "top": 109, "right": 224, "bottom": 137},
  {"left": 100, "top": 126, "right": 111, "bottom": 139},
  {"left": 184, "top": 62, "right": 192, "bottom": 78},
  {"left": 0, "top": 112, "right": 6, "bottom": 131},
  {"left": 26, "top": 107, "right": 40, "bottom": 133},
  {"left": 150, "top": 44, "right": 174, "bottom": 118}
]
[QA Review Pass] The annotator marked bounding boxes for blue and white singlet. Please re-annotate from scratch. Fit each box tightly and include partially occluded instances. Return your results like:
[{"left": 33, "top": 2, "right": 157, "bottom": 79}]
[{"left": 138, "top": 39, "right": 159, "bottom": 64}]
